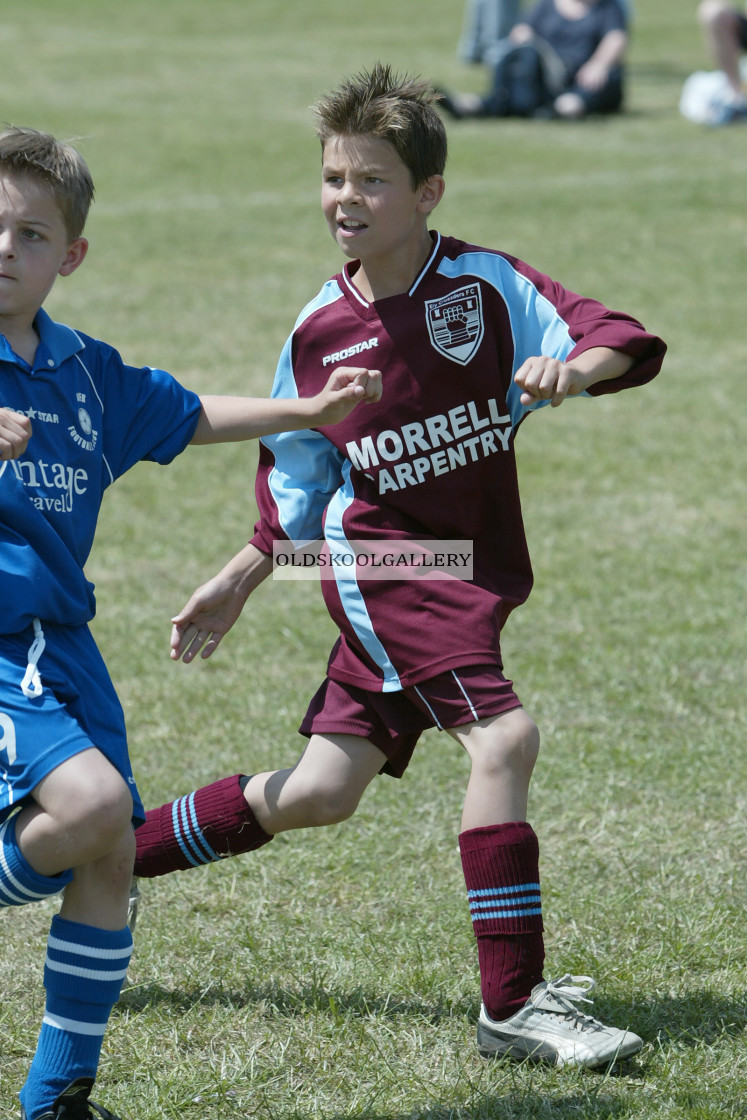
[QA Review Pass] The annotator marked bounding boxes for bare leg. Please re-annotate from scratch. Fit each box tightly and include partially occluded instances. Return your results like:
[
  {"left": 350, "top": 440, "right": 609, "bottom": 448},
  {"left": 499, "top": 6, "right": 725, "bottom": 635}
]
[
  {"left": 449, "top": 707, "right": 540, "bottom": 830},
  {"left": 244, "top": 733, "right": 388, "bottom": 833},
  {"left": 15, "top": 748, "right": 135, "bottom": 928},
  {"left": 133, "top": 733, "right": 387, "bottom": 878},
  {"left": 60, "top": 829, "right": 135, "bottom": 929}
]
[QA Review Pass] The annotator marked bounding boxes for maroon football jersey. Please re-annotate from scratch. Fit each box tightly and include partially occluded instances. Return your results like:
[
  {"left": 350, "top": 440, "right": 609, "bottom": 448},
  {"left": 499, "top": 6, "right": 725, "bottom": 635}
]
[{"left": 252, "top": 233, "right": 665, "bottom": 692}]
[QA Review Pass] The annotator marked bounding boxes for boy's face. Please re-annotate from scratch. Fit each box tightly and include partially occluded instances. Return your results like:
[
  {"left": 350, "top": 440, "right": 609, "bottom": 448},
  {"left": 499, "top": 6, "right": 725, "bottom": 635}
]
[
  {"left": 321, "top": 135, "right": 443, "bottom": 268},
  {"left": 0, "top": 172, "right": 87, "bottom": 330}
]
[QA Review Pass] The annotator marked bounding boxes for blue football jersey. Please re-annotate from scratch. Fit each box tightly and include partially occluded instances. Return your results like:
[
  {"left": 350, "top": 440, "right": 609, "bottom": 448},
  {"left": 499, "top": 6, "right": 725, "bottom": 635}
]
[{"left": 1, "top": 308, "right": 202, "bottom": 633}]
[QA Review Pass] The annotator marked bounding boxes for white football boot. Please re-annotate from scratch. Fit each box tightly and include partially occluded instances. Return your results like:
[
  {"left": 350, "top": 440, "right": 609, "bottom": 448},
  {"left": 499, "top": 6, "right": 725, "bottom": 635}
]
[{"left": 477, "top": 974, "right": 643, "bottom": 1068}]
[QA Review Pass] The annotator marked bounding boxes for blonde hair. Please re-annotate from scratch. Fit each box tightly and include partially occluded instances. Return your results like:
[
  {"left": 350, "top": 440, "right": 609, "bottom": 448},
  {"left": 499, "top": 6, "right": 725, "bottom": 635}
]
[{"left": 0, "top": 126, "right": 94, "bottom": 239}]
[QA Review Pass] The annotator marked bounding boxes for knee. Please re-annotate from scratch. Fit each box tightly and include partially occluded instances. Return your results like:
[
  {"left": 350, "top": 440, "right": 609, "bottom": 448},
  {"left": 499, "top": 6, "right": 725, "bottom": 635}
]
[
  {"left": 503, "top": 711, "right": 541, "bottom": 773},
  {"left": 299, "top": 778, "right": 363, "bottom": 827},
  {"left": 53, "top": 767, "right": 133, "bottom": 855},
  {"left": 472, "top": 709, "right": 541, "bottom": 780},
  {"left": 75, "top": 779, "right": 133, "bottom": 853}
]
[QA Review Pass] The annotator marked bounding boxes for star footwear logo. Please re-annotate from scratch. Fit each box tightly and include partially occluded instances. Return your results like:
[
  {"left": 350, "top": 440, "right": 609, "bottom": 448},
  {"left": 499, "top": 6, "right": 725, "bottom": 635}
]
[
  {"left": 425, "top": 284, "right": 484, "bottom": 366},
  {"left": 1, "top": 404, "right": 59, "bottom": 424}
]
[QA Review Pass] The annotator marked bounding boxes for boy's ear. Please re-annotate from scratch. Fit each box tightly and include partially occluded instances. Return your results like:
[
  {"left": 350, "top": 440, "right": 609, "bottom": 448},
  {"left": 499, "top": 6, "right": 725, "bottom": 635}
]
[
  {"left": 58, "top": 237, "right": 89, "bottom": 278},
  {"left": 417, "top": 175, "right": 445, "bottom": 215}
]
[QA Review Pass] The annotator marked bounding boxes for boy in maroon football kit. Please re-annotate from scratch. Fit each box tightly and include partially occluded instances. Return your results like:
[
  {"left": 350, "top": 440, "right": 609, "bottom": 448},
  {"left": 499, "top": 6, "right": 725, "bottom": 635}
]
[{"left": 133, "top": 64, "right": 665, "bottom": 1068}]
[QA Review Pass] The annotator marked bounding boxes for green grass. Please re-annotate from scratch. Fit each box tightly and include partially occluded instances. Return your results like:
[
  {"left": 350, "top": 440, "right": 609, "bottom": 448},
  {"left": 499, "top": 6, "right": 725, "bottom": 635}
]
[{"left": 2, "top": 1, "right": 747, "bottom": 1117}]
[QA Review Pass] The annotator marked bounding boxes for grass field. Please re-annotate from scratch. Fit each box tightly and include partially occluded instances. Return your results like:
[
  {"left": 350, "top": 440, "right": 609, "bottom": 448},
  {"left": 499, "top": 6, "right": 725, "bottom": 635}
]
[{"left": 2, "top": 1, "right": 746, "bottom": 1117}]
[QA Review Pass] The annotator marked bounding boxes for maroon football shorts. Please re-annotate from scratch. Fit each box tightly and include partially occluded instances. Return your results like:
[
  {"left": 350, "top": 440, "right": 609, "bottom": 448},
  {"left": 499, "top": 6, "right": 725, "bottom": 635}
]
[{"left": 299, "top": 664, "right": 522, "bottom": 777}]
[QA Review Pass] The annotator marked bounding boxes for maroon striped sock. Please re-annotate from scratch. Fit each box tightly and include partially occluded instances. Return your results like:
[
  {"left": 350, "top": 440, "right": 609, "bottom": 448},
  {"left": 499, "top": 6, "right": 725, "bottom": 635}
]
[
  {"left": 460, "top": 821, "right": 545, "bottom": 1021},
  {"left": 134, "top": 774, "right": 272, "bottom": 878}
]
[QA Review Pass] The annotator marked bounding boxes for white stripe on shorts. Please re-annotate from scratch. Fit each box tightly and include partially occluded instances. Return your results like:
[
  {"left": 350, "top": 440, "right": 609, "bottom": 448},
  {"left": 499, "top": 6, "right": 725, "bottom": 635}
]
[
  {"left": 412, "top": 684, "right": 442, "bottom": 730},
  {"left": 451, "top": 670, "right": 480, "bottom": 722}
]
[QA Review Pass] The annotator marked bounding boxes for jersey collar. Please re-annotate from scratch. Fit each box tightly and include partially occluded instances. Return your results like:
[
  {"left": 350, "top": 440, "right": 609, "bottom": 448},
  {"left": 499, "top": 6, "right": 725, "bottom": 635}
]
[
  {"left": 31, "top": 309, "right": 86, "bottom": 372},
  {"left": 341, "top": 231, "right": 443, "bottom": 310},
  {"left": 0, "top": 308, "right": 86, "bottom": 373}
]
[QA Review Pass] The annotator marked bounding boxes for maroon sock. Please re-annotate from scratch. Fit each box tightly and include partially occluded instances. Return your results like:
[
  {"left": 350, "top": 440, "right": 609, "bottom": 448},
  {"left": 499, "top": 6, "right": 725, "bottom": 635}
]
[
  {"left": 459, "top": 821, "right": 545, "bottom": 1021},
  {"left": 134, "top": 774, "right": 272, "bottom": 878}
]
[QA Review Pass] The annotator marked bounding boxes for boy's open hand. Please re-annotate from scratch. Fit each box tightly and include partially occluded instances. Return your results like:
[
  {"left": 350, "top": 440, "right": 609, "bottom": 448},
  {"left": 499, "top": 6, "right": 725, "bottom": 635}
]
[
  {"left": 170, "top": 545, "right": 272, "bottom": 663},
  {"left": 514, "top": 357, "right": 590, "bottom": 408},
  {"left": 170, "top": 576, "right": 248, "bottom": 663},
  {"left": 0, "top": 408, "right": 32, "bottom": 459},
  {"left": 311, "top": 366, "right": 382, "bottom": 425}
]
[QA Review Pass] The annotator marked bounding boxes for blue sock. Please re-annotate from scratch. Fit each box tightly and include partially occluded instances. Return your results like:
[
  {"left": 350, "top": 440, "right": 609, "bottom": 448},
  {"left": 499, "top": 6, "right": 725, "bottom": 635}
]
[
  {"left": 19, "top": 916, "right": 133, "bottom": 1119},
  {"left": 0, "top": 813, "right": 73, "bottom": 907}
]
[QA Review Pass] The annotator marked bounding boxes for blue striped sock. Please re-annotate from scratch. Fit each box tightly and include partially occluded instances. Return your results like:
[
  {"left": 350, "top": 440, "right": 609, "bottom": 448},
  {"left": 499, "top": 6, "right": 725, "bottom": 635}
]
[
  {"left": 19, "top": 916, "right": 132, "bottom": 1119},
  {"left": 0, "top": 813, "right": 73, "bottom": 908}
]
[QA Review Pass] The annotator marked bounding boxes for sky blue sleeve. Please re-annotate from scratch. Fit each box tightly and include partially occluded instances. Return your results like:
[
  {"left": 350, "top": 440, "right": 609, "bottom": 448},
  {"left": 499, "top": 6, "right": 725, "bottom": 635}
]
[
  {"left": 254, "top": 333, "right": 344, "bottom": 548},
  {"left": 438, "top": 250, "right": 570, "bottom": 430}
]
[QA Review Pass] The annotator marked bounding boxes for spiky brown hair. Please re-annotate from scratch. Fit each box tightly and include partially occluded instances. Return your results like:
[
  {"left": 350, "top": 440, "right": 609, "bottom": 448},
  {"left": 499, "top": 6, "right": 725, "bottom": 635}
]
[{"left": 314, "top": 62, "right": 447, "bottom": 187}]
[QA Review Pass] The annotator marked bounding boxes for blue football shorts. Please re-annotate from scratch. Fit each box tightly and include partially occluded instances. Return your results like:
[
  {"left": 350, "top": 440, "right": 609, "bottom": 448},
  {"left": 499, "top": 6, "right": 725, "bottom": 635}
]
[{"left": 0, "top": 621, "right": 143, "bottom": 826}]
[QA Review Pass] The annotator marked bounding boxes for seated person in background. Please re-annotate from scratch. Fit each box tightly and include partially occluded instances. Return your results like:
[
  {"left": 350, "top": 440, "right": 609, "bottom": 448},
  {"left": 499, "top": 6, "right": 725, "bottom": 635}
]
[
  {"left": 697, "top": 0, "right": 747, "bottom": 118},
  {"left": 440, "top": 0, "right": 628, "bottom": 120},
  {"left": 458, "top": 0, "right": 525, "bottom": 64}
]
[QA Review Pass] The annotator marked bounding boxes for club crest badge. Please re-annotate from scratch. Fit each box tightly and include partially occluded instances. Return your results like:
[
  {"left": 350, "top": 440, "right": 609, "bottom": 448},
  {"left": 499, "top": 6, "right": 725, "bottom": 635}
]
[
  {"left": 425, "top": 284, "right": 484, "bottom": 365},
  {"left": 67, "top": 405, "right": 98, "bottom": 452}
]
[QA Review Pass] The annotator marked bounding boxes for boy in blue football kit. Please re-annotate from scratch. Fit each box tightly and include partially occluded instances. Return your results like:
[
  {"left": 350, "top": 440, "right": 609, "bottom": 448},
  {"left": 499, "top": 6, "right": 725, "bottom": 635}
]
[{"left": 0, "top": 126, "right": 380, "bottom": 1120}]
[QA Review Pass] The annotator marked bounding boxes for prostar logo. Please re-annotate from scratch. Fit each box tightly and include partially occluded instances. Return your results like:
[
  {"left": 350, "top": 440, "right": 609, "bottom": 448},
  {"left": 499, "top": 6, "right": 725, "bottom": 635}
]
[
  {"left": 322, "top": 337, "right": 379, "bottom": 367},
  {"left": 425, "top": 284, "right": 484, "bottom": 366}
]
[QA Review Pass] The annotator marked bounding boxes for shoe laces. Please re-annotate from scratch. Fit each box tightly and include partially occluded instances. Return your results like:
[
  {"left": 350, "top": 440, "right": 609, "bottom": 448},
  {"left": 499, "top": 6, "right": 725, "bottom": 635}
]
[{"left": 533, "top": 974, "right": 606, "bottom": 1033}]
